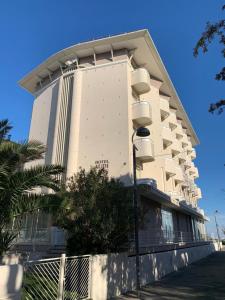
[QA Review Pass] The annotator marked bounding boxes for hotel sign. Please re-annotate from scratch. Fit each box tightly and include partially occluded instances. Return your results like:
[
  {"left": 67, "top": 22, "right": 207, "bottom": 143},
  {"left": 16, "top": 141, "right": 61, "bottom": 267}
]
[{"left": 95, "top": 160, "right": 109, "bottom": 170}]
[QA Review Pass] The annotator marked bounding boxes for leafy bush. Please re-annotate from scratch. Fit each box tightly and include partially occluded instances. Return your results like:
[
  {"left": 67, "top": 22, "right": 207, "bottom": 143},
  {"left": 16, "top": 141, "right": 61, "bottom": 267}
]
[{"left": 0, "top": 229, "right": 17, "bottom": 256}]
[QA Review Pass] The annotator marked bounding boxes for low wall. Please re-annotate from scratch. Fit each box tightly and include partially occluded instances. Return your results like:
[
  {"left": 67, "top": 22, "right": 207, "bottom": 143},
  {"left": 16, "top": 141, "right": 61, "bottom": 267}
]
[
  {"left": 0, "top": 255, "right": 23, "bottom": 300},
  {"left": 90, "top": 242, "right": 219, "bottom": 300}
]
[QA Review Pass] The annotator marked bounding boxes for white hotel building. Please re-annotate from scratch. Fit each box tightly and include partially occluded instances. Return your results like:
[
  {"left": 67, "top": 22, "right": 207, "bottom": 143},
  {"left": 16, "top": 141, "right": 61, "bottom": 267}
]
[{"left": 19, "top": 30, "right": 207, "bottom": 252}]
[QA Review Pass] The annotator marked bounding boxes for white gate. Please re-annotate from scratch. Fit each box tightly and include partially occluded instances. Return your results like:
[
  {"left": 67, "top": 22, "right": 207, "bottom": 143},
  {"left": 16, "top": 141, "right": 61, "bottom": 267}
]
[{"left": 22, "top": 254, "right": 91, "bottom": 300}]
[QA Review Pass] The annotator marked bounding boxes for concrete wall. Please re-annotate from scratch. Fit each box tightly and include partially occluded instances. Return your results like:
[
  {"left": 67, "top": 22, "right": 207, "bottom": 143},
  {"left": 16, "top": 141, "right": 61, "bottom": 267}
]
[
  {"left": 73, "top": 60, "right": 132, "bottom": 183},
  {"left": 29, "top": 80, "right": 59, "bottom": 166},
  {"left": 0, "top": 256, "right": 23, "bottom": 300},
  {"left": 90, "top": 242, "right": 219, "bottom": 300}
]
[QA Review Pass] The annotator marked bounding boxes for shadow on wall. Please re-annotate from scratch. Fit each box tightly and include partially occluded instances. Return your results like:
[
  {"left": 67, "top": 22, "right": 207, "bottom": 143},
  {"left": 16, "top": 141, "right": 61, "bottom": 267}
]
[
  {"left": 140, "top": 248, "right": 225, "bottom": 300},
  {"left": 98, "top": 243, "right": 218, "bottom": 299},
  {"left": 0, "top": 255, "right": 23, "bottom": 300},
  {"left": 45, "top": 82, "right": 59, "bottom": 165}
]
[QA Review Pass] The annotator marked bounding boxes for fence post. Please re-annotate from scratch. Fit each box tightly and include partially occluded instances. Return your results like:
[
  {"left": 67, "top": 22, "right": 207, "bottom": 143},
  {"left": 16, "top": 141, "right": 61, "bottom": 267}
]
[
  {"left": 58, "top": 253, "right": 66, "bottom": 300},
  {"left": 89, "top": 256, "right": 93, "bottom": 299}
]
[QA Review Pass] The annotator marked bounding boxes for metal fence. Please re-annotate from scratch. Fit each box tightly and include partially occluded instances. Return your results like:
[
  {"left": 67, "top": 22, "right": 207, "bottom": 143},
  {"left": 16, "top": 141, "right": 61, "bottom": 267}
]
[
  {"left": 129, "top": 229, "right": 209, "bottom": 252},
  {"left": 142, "top": 229, "right": 209, "bottom": 245},
  {"left": 22, "top": 254, "right": 91, "bottom": 300}
]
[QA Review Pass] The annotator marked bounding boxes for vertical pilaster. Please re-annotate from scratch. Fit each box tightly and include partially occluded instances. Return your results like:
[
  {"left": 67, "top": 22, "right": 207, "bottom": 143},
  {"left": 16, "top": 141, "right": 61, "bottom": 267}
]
[{"left": 66, "top": 70, "right": 83, "bottom": 178}]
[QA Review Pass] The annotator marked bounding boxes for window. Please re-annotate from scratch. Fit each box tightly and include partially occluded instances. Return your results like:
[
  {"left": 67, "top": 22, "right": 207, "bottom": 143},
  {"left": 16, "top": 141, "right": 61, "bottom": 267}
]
[{"left": 161, "top": 208, "right": 174, "bottom": 242}]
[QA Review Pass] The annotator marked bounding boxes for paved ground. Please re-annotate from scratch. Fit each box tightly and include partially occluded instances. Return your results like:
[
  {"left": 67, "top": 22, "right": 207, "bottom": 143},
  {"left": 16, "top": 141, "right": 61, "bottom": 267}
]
[{"left": 117, "top": 251, "right": 225, "bottom": 300}]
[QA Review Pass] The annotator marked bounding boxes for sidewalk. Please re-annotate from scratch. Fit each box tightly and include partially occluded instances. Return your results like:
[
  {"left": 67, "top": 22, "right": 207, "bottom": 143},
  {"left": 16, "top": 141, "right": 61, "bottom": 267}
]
[{"left": 116, "top": 250, "right": 225, "bottom": 300}]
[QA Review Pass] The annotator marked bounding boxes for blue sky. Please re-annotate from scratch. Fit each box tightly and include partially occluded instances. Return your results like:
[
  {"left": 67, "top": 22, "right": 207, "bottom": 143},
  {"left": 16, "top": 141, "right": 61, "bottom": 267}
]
[{"left": 0, "top": 0, "right": 224, "bottom": 236}]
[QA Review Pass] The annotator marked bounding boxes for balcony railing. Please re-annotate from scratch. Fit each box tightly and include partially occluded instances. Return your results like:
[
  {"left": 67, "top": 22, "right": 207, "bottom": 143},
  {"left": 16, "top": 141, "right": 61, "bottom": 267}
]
[
  {"left": 131, "top": 68, "right": 151, "bottom": 94},
  {"left": 175, "top": 124, "right": 183, "bottom": 140},
  {"left": 160, "top": 97, "right": 170, "bottom": 121},
  {"left": 189, "top": 164, "right": 199, "bottom": 178},
  {"left": 190, "top": 148, "right": 196, "bottom": 160},
  {"left": 184, "top": 160, "right": 192, "bottom": 170},
  {"left": 132, "top": 101, "right": 152, "bottom": 126},
  {"left": 171, "top": 140, "right": 182, "bottom": 156},
  {"left": 174, "top": 166, "right": 184, "bottom": 182},
  {"left": 162, "top": 126, "right": 173, "bottom": 148},
  {"left": 134, "top": 137, "right": 154, "bottom": 162},
  {"left": 164, "top": 158, "right": 175, "bottom": 177},
  {"left": 168, "top": 112, "right": 178, "bottom": 131},
  {"left": 129, "top": 229, "right": 209, "bottom": 250},
  {"left": 8, "top": 227, "right": 66, "bottom": 246},
  {"left": 178, "top": 152, "right": 186, "bottom": 164}
]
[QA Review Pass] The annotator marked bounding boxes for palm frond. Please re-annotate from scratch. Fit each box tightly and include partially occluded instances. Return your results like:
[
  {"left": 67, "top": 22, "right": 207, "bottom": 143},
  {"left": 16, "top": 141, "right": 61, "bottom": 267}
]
[
  {"left": 0, "top": 229, "right": 17, "bottom": 255},
  {"left": 12, "top": 193, "right": 62, "bottom": 216},
  {"left": 0, "top": 119, "right": 12, "bottom": 142},
  {"left": 0, "top": 140, "right": 46, "bottom": 170},
  {"left": 8, "top": 165, "right": 64, "bottom": 200}
]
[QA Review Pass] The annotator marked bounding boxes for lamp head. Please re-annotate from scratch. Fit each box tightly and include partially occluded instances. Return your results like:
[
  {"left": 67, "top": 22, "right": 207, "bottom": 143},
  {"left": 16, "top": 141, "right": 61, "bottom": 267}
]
[{"left": 136, "top": 127, "right": 150, "bottom": 137}]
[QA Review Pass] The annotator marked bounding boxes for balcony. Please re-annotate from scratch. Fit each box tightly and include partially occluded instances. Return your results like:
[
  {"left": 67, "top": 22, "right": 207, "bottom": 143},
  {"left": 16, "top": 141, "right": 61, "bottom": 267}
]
[
  {"left": 186, "top": 142, "right": 193, "bottom": 155},
  {"left": 160, "top": 98, "right": 170, "bottom": 121},
  {"left": 168, "top": 112, "right": 178, "bottom": 131},
  {"left": 178, "top": 152, "right": 186, "bottom": 164},
  {"left": 193, "top": 167, "right": 199, "bottom": 179},
  {"left": 175, "top": 124, "right": 183, "bottom": 140},
  {"left": 134, "top": 138, "right": 154, "bottom": 162},
  {"left": 167, "top": 191, "right": 181, "bottom": 205},
  {"left": 165, "top": 158, "right": 175, "bottom": 177},
  {"left": 162, "top": 126, "right": 173, "bottom": 148},
  {"left": 171, "top": 140, "right": 182, "bottom": 157},
  {"left": 181, "top": 180, "right": 189, "bottom": 188},
  {"left": 190, "top": 148, "right": 196, "bottom": 160},
  {"left": 184, "top": 160, "right": 192, "bottom": 170},
  {"left": 131, "top": 68, "right": 151, "bottom": 94},
  {"left": 132, "top": 101, "right": 152, "bottom": 126},
  {"left": 188, "top": 182, "right": 196, "bottom": 193},
  {"left": 189, "top": 165, "right": 199, "bottom": 178},
  {"left": 182, "top": 135, "right": 189, "bottom": 147},
  {"left": 195, "top": 187, "right": 202, "bottom": 199},
  {"left": 174, "top": 167, "right": 184, "bottom": 183}
]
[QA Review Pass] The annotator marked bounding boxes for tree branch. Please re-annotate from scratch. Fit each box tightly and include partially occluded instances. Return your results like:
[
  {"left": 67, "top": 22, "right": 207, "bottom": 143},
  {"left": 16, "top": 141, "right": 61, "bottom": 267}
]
[{"left": 209, "top": 99, "right": 225, "bottom": 114}]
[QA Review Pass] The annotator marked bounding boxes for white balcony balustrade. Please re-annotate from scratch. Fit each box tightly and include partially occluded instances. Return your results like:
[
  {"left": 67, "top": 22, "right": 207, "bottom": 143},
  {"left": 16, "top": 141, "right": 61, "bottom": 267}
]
[
  {"left": 171, "top": 140, "right": 182, "bottom": 157},
  {"left": 178, "top": 152, "right": 186, "bottom": 164},
  {"left": 167, "top": 191, "right": 181, "bottom": 205},
  {"left": 195, "top": 187, "right": 202, "bottom": 199},
  {"left": 174, "top": 167, "right": 184, "bottom": 183},
  {"left": 164, "top": 158, "right": 175, "bottom": 177},
  {"left": 189, "top": 164, "right": 199, "bottom": 179},
  {"left": 168, "top": 111, "right": 178, "bottom": 131},
  {"left": 182, "top": 135, "right": 189, "bottom": 148},
  {"left": 186, "top": 141, "right": 192, "bottom": 155},
  {"left": 162, "top": 125, "right": 173, "bottom": 148},
  {"left": 193, "top": 167, "right": 199, "bottom": 179},
  {"left": 175, "top": 124, "right": 183, "bottom": 140},
  {"left": 188, "top": 183, "right": 196, "bottom": 194},
  {"left": 131, "top": 68, "right": 151, "bottom": 94},
  {"left": 181, "top": 180, "right": 189, "bottom": 188},
  {"left": 190, "top": 148, "right": 196, "bottom": 160},
  {"left": 132, "top": 101, "right": 152, "bottom": 126},
  {"left": 160, "top": 97, "right": 170, "bottom": 121},
  {"left": 184, "top": 160, "right": 191, "bottom": 170},
  {"left": 134, "top": 137, "right": 154, "bottom": 162}
]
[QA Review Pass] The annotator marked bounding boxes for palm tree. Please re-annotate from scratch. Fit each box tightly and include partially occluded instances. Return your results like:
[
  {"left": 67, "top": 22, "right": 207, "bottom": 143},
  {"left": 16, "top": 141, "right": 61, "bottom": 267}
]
[{"left": 0, "top": 119, "right": 63, "bottom": 255}]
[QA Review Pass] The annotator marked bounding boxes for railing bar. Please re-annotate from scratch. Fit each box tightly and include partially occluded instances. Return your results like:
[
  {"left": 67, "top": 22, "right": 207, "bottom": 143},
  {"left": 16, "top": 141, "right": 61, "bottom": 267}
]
[
  {"left": 66, "top": 255, "right": 91, "bottom": 259},
  {"left": 37, "top": 263, "right": 59, "bottom": 284},
  {"left": 24, "top": 287, "right": 39, "bottom": 300},
  {"left": 27, "top": 257, "right": 62, "bottom": 263}
]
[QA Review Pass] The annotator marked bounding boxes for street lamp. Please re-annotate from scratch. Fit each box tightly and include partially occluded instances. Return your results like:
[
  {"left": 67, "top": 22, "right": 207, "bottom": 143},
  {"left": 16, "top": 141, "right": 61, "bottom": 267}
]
[
  {"left": 132, "top": 126, "right": 150, "bottom": 296},
  {"left": 214, "top": 210, "right": 221, "bottom": 250}
]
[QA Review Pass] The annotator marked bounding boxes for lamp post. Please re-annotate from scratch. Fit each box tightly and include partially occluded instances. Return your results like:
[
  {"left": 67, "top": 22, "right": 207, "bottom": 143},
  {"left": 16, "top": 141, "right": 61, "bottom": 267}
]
[
  {"left": 132, "top": 127, "right": 150, "bottom": 296},
  {"left": 214, "top": 210, "right": 221, "bottom": 250}
]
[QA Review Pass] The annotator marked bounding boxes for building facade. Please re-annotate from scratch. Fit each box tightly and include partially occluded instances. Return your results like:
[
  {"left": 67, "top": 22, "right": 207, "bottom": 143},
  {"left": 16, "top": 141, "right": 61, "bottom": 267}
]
[{"left": 19, "top": 30, "right": 207, "bottom": 252}]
